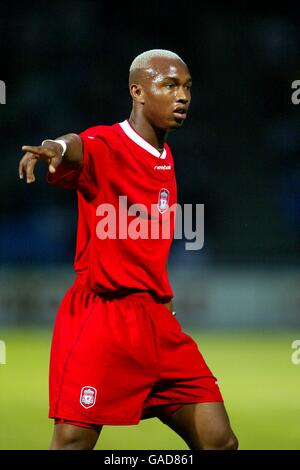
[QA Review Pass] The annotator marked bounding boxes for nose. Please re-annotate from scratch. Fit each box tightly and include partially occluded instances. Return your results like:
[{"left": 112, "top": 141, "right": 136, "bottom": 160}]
[{"left": 176, "top": 86, "right": 189, "bottom": 104}]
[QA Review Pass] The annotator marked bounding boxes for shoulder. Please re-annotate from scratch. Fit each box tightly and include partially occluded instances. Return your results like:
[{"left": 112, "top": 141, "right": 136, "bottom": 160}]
[
  {"left": 164, "top": 142, "right": 175, "bottom": 163},
  {"left": 164, "top": 142, "right": 172, "bottom": 154},
  {"left": 79, "top": 123, "right": 122, "bottom": 164},
  {"left": 79, "top": 122, "right": 121, "bottom": 146}
]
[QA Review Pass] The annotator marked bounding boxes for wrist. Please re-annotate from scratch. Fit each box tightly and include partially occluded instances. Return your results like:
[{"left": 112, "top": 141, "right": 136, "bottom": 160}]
[{"left": 42, "top": 139, "right": 67, "bottom": 156}]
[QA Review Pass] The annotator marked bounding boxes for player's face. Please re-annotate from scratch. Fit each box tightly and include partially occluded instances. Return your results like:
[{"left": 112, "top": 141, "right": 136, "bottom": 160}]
[{"left": 143, "top": 58, "right": 192, "bottom": 131}]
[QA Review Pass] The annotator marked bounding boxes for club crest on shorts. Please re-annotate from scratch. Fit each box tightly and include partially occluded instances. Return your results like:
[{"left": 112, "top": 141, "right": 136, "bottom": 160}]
[
  {"left": 157, "top": 188, "right": 170, "bottom": 214},
  {"left": 80, "top": 386, "right": 97, "bottom": 409}
]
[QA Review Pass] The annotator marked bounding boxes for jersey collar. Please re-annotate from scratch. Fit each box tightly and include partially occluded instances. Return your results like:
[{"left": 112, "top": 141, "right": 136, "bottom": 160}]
[{"left": 119, "top": 120, "right": 167, "bottom": 159}]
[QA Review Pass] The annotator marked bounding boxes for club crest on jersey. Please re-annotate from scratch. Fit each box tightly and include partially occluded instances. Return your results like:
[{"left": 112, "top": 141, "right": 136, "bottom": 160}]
[
  {"left": 157, "top": 188, "right": 170, "bottom": 214},
  {"left": 80, "top": 386, "right": 97, "bottom": 409}
]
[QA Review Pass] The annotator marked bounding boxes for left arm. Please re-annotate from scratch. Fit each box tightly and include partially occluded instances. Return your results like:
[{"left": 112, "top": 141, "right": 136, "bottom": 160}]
[
  {"left": 164, "top": 262, "right": 174, "bottom": 313},
  {"left": 164, "top": 299, "right": 174, "bottom": 313}
]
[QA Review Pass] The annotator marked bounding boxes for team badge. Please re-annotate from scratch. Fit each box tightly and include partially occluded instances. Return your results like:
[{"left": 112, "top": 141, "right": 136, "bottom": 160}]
[
  {"left": 157, "top": 188, "right": 170, "bottom": 214},
  {"left": 80, "top": 386, "right": 97, "bottom": 409}
]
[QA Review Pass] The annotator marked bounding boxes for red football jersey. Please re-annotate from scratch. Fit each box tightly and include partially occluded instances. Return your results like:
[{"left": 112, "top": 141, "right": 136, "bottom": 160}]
[{"left": 47, "top": 120, "right": 177, "bottom": 302}]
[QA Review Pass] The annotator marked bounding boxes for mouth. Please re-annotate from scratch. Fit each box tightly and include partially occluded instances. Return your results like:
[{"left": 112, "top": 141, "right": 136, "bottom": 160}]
[{"left": 173, "top": 107, "right": 187, "bottom": 121}]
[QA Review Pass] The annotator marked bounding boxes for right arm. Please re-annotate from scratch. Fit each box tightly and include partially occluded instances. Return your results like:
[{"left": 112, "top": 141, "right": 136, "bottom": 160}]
[{"left": 19, "top": 133, "right": 83, "bottom": 183}]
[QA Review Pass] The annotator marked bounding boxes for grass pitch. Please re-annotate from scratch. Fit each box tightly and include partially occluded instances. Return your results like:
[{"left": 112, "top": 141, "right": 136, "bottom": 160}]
[{"left": 0, "top": 328, "right": 299, "bottom": 449}]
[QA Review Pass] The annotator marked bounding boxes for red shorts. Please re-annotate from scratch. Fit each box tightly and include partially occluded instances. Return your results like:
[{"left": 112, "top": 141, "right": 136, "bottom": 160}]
[{"left": 49, "top": 283, "right": 223, "bottom": 427}]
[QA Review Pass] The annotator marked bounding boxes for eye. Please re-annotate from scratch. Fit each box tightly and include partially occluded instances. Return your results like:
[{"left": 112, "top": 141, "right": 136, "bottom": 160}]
[{"left": 166, "top": 84, "right": 175, "bottom": 89}]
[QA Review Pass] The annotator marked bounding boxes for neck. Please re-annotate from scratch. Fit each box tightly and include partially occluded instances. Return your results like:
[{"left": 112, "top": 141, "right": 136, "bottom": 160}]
[{"left": 128, "top": 111, "right": 167, "bottom": 151}]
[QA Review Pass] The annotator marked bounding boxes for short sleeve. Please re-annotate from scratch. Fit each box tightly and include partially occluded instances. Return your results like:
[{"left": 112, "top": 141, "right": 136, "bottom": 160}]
[{"left": 46, "top": 133, "right": 112, "bottom": 200}]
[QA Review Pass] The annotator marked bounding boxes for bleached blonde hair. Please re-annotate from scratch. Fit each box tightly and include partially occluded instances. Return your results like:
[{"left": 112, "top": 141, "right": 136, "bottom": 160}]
[{"left": 129, "top": 49, "right": 184, "bottom": 72}]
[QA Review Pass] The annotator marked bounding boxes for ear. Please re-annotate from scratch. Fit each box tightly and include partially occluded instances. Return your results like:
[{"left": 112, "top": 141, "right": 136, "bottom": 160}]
[{"left": 130, "top": 84, "right": 145, "bottom": 104}]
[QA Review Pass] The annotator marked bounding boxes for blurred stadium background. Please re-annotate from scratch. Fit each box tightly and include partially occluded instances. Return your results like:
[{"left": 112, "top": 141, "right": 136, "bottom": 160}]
[{"left": 1, "top": 2, "right": 300, "bottom": 449}]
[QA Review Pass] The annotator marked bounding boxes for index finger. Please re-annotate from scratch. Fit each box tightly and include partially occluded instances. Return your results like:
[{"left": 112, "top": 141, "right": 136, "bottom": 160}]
[{"left": 21, "top": 145, "right": 55, "bottom": 158}]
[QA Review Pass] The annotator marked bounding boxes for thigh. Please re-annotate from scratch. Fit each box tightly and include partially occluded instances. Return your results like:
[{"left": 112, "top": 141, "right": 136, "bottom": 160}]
[
  {"left": 162, "top": 402, "right": 238, "bottom": 450},
  {"left": 50, "top": 423, "right": 102, "bottom": 450}
]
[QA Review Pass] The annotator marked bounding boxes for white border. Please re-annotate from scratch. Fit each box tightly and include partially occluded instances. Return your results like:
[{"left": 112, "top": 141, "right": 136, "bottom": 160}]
[{"left": 119, "top": 120, "right": 166, "bottom": 159}]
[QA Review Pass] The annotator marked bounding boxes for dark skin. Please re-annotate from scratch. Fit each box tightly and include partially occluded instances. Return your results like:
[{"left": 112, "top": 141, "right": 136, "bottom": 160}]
[{"left": 19, "top": 56, "right": 238, "bottom": 450}]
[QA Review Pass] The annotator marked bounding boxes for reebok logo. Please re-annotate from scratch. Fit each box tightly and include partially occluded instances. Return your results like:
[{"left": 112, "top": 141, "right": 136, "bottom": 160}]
[{"left": 154, "top": 165, "right": 171, "bottom": 170}]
